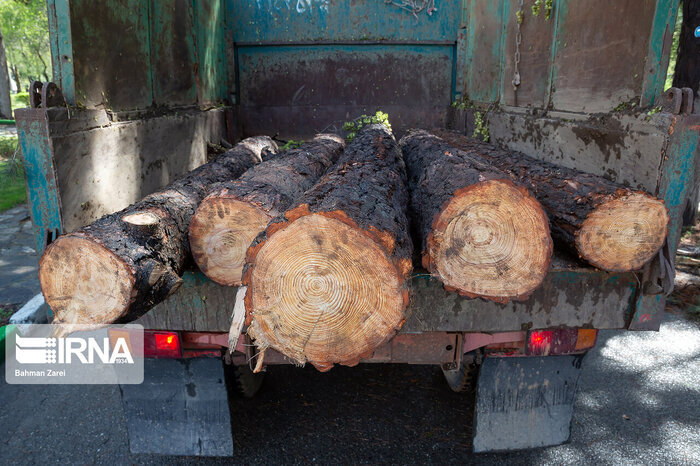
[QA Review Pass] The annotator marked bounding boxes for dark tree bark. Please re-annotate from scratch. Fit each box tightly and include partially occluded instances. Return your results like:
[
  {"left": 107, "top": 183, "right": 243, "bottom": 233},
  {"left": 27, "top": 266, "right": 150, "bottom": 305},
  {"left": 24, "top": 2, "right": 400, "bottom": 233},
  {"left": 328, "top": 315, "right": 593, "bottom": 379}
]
[
  {"left": 0, "top": 26, "right": 12, "bottom": 119},
  {"left": 189, "top": 134, "right": 345, "bottom": 286},
  {"left": 673, "top": 1, "right": 700, "bottom": 94},
  {"left": 39, "top": 136, "right": 278, "bottom": 332},
  {"left": 434, "top": 129, "right": 669, "bottom": 272},
  {"left": 242, "top": 124, "right": 413, "bottom": 372},
  {"left": 400, "top": 130, "right": 552, "bottom": 302}
]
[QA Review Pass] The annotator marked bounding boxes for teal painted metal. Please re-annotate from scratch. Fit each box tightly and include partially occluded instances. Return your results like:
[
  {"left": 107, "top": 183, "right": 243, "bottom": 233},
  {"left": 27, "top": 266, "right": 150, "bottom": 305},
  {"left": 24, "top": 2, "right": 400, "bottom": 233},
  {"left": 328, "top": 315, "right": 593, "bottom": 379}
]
[
  {"left": 194, "top": 0, "right": 228, "bottom": 103},
  {"left": 463, "top": 0, "right": 507, "bottom": 104},
  {"left": 631, "top": 117, "right": 699, "bottom": 330},
  {"left": 230, "top": 0, "right": 459, "bottom": 43},
  {"left": 46, "top": 0, "right": 75, "bottom": 105},
  {"left": 14, "top": 109, "right": 63, "bottom": 255},
  {"left": 659, "top": 120, "right": 700, "bottom": 249},
  {"left": 150, "top": 0, "right": 198, "bottom": 105},
  {"left": 641, "top": 0, "right": 681, "bottom": 106},
  {"left": 545, "top": 0, "right": 567, "bottom": 108}
]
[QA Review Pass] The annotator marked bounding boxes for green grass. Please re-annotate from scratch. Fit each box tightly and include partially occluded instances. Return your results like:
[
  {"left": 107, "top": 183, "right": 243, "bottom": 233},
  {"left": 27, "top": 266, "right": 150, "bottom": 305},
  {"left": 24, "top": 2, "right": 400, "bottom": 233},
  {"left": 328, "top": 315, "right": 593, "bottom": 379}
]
[
  {"left": 10, "top": 92, "right": 29, "bottom": 116},
  {"left": 0, "top": 135, "right": 26, "bottom": 212},
  {"left": 663, "top": 6, "right": 683, "bottom": 91}
]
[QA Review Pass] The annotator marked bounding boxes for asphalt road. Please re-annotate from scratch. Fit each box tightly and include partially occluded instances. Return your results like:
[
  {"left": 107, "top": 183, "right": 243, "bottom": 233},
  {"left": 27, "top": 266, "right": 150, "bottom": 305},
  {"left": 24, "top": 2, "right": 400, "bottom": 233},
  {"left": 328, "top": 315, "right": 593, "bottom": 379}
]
[{"left": 1, "top": 312, "right": 698, "bottom": 465}]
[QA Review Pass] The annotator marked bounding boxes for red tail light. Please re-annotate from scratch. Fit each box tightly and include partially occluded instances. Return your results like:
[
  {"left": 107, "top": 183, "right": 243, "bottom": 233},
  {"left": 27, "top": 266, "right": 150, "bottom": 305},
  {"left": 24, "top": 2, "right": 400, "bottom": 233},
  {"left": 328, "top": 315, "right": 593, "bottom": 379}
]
[
  {"left": 144, "top": 331, "right": 182, "bottom": 358},
  {"left": 527, "top": 329, "right": 597, "bottom": 356}
]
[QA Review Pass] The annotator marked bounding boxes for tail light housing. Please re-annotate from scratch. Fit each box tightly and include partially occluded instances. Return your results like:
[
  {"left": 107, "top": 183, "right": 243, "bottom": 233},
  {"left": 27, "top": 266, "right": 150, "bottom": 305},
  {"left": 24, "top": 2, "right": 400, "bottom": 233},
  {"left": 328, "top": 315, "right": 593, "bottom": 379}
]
[
  {"left": 144, "top": 331, "right": 182, "bottom": 358},
  {"left": 526, "top": 328, "right": 597, "bottom": 356}
]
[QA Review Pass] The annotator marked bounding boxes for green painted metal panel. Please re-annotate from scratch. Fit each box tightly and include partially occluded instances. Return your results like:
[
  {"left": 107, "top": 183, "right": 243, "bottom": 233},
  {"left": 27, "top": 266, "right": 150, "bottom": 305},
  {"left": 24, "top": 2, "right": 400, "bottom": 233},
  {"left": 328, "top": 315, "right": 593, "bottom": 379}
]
[
  {"left": 69, "top": 0, "right": 153, "bottom": 110},
  {"left": 194, "top": 0, "right": 228, "bottom": 103},
  {"left": 14, "top": 109, "right": 63, "bottom": 255},
  {"left": 47, "top": 0, "right": 75, "bottom": 105},
  {"left": 463, "top": 0, "right": 507, "bottom": 104},
  {"left": 659, "top": 119, "right": 700, "bottom": 250},
  {"left": 641, "top": 0, "right": 681, "bottom": 106},
  {"left": 150, "top": 0, "right": 198, "bottom": 106},
  {"left": 230, "top": 0, "right": 459, "bottom": 43}
]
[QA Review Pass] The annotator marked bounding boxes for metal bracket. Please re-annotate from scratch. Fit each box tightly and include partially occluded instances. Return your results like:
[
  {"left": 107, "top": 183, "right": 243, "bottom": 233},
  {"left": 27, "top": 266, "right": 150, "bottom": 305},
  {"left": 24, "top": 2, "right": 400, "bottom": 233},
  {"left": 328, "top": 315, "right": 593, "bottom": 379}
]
[
  {"left": 29, "top": 81, "right": 65, "bottom": 109},
  {"left": 662, "top": 87, "right": 695, "bottom": 115}
]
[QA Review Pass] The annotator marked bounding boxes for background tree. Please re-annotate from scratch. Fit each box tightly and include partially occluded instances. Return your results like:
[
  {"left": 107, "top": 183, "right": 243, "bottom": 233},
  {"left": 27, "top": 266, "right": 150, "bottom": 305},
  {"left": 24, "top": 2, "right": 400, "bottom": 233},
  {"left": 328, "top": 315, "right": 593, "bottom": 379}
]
[{"left": 0, "top": 0, "right": 51, "bottom": 92}]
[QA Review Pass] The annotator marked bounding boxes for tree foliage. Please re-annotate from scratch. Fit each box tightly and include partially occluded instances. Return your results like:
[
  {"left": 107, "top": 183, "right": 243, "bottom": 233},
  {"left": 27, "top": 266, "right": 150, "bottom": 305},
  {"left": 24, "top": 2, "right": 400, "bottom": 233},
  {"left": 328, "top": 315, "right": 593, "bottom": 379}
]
[{"left": 0, "top": 0, "right": 51, "bottom": 91}]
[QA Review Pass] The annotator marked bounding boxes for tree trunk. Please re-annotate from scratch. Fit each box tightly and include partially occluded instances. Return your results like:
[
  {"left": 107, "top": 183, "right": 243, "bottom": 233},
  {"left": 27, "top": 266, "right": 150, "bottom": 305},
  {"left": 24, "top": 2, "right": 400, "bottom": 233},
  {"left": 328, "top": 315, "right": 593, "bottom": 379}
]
[
  {"left": 673, "top": 1, "right": 700, "bottom": 94},
  {"left": 189, "top": 134, "right": 345, "bottom": 286},
  {"left": 400, "top": 130, "right": 552, "bottom": 302},
  {"left": 39, "top": 136, "right": 278, "bottom": 332},
  {"left": 242, "top": 124, "right": 413, "bottom": 372},
  {"left": 10, "top": 64, "right": 20, "bottom": 93},
  {"left": 433, "top": 129, "right": 669, "bottom": 272},
  {"left": 0, "top": 26, "right": 12, "bottom": 119}
]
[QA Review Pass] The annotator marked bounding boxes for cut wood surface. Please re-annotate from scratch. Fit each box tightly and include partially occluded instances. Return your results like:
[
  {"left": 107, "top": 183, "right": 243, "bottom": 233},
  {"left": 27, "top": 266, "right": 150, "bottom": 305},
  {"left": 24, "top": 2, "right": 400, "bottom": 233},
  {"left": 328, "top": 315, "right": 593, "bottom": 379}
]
[
  {"left": 242, "top": 124, "right": 413, "bottom": 372},
  {"left": 400, "top": 130, "right": 552, "bottom": 302},
  {"left": 434, "top": 129, "right": 669, "bottom": 271},
  {"left": 39, "top": 136, "right": 277, "bottom": 331},
  {"left": 189, "top": 134, "right": 345, "bottom": 286}
]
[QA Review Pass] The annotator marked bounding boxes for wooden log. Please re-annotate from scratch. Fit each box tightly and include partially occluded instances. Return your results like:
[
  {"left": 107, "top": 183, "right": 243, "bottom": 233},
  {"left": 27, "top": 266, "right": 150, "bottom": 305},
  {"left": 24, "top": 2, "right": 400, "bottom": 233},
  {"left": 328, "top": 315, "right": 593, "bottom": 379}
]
[
  {"left": 39, "top": 136, "right": 278, "bottom": 330},
  {"left": 433, "top": 129, "right": 669, "bottom": 272},
  {"left": 189, "top": 134, "right": 345, "bottom": 286},
  {"left": 241, "top": 124, "right": 413, "bottom": 372},
  {"left": 400, "top": 130, "right": 552, "bottom": 302}
]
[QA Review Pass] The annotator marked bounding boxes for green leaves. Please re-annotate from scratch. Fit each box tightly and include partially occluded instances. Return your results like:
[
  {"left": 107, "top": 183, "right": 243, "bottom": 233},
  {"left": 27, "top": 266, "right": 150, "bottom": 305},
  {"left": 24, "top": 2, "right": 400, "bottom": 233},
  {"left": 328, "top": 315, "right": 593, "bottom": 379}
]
[
  {"left": 0, "top": 0, "right": 52, "bottom": 89},
  {"left": 343, "top": 111, "right": 392, "bottom": 142}
]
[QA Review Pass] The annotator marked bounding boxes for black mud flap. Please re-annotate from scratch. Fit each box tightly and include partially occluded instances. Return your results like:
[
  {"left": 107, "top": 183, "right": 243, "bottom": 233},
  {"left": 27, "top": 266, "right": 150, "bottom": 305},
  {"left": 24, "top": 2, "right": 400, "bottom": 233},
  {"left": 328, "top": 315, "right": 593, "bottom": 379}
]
[
  {"left": 119, "top": 358, "right": 233, "bottom": 456},
  {"left": 473, "top": 355, "right": 584, "bottom": 452}
]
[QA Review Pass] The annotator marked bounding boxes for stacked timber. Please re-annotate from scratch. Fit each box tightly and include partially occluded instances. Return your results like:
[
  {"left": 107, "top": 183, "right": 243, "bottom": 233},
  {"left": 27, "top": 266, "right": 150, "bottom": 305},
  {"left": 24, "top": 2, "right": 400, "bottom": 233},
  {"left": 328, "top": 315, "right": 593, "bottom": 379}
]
[
  {"left": 38, "top": 136, "right": 278, "bottom": 330},
  {"left": 189, "top": 134, "right": 345, "bottom": 286},
  {"left": 433, "top": 129, "right": 669, "bottom": 272},
  {"left": 242, "top": 124, "right": 413, "bottom": 372},
  {"left": 400, "top": 130, "right": 553, "bottom": 302}
]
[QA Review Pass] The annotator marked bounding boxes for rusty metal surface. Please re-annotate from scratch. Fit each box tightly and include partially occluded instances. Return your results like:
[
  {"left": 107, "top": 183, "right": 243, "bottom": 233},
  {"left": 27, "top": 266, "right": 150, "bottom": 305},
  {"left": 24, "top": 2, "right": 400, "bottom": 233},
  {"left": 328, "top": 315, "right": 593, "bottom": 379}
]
[{"left": 237, "top": 44, "right": 453, "bottom": 138}]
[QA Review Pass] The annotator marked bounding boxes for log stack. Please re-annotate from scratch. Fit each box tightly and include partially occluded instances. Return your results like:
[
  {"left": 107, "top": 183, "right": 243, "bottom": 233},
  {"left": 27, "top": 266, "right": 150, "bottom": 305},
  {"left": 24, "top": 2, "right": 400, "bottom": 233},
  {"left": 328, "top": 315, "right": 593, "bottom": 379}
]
[
  {"left": 242, "top": 124, "right": 413, "bottom": 371},
  {"left": 400, "top": 130, "right": 552, "bottom": 302},
  {"left": 433, "top": 129, "right": 669, "bottom": 272},
  {"left": 189, "top": 134, "right": 345, "bottom": 286},
  {"left": 37, "top": 121, "right": 671, "bottom": 368},
  {"left": 39, "top": 136, "right": 277, "bottom": 330}
]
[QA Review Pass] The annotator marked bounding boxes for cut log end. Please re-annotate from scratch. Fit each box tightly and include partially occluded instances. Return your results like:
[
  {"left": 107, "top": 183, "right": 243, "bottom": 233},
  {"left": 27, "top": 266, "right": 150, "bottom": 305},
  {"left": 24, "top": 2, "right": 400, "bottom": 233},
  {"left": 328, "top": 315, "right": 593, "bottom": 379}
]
[
  {"left": 248, "top": 213, "right": 406, "bottom": 369},
  {"left": 577, "top": 193, "right": 669, "bottom": 271},
  {"left": 39, "top": 236, "right": 134, "bottom": 326},
  {"left": 122, "top": 211, "right": 160, "bottom": 226},
  {"left": 190, "top": 197, "right": 271, "bottom": 286},
  {"left": 427, "top": 180, "right": 552, "bottom": 302}
]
